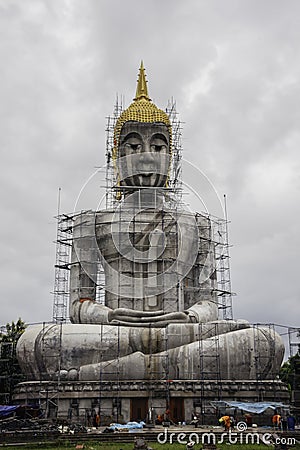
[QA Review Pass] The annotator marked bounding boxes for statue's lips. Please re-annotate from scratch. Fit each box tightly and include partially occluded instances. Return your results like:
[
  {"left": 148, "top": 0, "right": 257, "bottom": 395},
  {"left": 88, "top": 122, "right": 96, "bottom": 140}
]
[
  {"left": 136, "top": 165, "right": 157, "bottom": 173},
  {"left": 138, "top": 172, "right": 154, "bottom": 176},
  {"left": 123, "top": 173, "right": 154, "bottom": 181}
]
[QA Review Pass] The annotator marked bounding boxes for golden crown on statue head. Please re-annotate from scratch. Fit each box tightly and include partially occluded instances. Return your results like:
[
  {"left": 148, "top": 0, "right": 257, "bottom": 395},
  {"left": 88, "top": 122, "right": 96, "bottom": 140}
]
[{"left": 113, "top": 61, "right": 172, "bottom": 160}]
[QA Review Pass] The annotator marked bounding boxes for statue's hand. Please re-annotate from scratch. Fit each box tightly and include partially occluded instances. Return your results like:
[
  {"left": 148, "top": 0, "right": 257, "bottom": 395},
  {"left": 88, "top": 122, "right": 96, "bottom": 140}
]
[
  {"left": 77, "top": 301, "right": 190, "bottom": 326},
  {"left": 186, "top": 300, "right": 219, "bottom": 324},
  {"left": 109, "top": 308, "right": 189, "bottom": 326}
]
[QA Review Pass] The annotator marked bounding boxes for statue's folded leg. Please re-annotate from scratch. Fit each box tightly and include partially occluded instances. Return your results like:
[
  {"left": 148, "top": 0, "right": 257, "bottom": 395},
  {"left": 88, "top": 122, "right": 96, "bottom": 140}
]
[
  {"left": 166, "top": 326, "right": 284, "bottom": 380},
  {"left": 77, "top": 327, "right": 284, "bottom": 382},
  {"left": 17, "top": 322, "right": 283, "bottom": 382}
]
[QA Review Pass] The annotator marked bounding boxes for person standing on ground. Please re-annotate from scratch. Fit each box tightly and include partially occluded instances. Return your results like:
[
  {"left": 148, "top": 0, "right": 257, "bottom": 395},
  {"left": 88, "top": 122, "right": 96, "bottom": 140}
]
[{"left": 287, "top": 414, "right": 296, "bottom": 431}]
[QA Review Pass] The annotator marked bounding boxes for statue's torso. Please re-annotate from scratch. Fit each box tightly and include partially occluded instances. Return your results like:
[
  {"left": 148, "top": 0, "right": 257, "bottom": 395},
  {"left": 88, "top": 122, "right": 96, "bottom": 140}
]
[{"left": 71, "top": 206, "right": 217, "bottom": 314}]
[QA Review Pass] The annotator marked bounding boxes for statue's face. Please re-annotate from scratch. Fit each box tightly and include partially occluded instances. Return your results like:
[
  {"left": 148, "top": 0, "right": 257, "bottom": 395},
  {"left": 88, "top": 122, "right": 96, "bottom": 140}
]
[{"left": 117, "top": 122, "right": 170, "bottom": 188}]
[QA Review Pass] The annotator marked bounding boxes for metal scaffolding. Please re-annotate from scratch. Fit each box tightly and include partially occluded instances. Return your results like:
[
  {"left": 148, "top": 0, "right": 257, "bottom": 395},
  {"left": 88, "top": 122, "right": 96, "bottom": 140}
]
[{"left": 52, "top": 214, "right": 74, "bottom": 323}]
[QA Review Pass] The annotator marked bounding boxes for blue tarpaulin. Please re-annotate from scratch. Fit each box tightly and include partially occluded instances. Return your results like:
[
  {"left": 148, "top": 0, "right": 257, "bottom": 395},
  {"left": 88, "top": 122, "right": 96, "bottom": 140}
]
[
  {"left": 109, "top": 421, "right": 145, "bottom": 431},
  {"left": 0, "top": 405, "right": 20, "bottom": 417},
  {"left": 210, "top": 401, "right": 288, "bottom": 414}
]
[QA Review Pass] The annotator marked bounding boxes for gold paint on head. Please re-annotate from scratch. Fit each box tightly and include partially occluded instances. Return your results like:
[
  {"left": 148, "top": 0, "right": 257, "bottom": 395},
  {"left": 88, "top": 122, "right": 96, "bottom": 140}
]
[{"left": 113, "top": 62, "right": 172, "bottom": 160}]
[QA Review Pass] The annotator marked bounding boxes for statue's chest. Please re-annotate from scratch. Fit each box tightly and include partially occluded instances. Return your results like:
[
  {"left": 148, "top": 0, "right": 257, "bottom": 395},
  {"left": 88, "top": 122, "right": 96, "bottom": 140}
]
[{"left": 96, "top": 209, "right": 179, "bottom": 264}]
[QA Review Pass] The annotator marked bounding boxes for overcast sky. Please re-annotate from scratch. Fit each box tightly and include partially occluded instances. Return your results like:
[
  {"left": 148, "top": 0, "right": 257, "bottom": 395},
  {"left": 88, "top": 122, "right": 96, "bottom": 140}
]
[{"left": 0, "top": 1, "right": 299, "bottom": 349}]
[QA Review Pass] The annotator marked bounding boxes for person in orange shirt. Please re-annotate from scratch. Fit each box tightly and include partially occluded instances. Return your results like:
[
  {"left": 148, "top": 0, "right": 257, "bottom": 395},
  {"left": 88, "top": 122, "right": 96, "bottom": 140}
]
[
  {"left": 219, "top": 415, "right": 231, "bottom": 431},
  {"left": 272, "top": 413, "right": 281, "bottom": 429}
]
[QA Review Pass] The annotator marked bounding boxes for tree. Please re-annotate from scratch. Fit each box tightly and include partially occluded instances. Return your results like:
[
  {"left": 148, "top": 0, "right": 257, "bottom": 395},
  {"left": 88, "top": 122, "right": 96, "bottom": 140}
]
[
  {"left": 279, "top": 347, "right": 300, "bottom": 392},
  {"left": 0, "top": 318, "right": 26, "bottom": 404}
]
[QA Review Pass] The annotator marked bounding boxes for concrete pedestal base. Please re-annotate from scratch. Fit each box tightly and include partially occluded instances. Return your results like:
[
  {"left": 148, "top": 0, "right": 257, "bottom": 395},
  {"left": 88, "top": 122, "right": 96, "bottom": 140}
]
[{"left": 13, "top": 379, "right": 289, "bottom": 425}]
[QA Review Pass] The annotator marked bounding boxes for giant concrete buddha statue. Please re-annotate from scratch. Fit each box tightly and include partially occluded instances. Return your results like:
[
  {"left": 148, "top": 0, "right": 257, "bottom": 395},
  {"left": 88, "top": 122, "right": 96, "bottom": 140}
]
[{"left": 17, "top": 63, "right": 284, "bottom": 385}]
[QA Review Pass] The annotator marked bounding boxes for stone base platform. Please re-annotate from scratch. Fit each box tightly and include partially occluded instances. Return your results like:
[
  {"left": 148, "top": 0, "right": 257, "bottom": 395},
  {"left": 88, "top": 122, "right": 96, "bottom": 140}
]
[{"left": 13, "top": 379, "right": 289, "bottom": 425}]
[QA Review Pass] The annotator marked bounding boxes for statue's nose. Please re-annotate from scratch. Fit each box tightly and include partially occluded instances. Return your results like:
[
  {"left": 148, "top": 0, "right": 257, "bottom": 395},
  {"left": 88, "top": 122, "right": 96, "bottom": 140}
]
[
  {"left": 137, "top": 150, "right": 156, "bottom": 173},
  {"left": 139, "top": 146, "right": 154, "bottom": 162},
  {"left": 141, "top": 140, "right": 151, "bottom": 153}
]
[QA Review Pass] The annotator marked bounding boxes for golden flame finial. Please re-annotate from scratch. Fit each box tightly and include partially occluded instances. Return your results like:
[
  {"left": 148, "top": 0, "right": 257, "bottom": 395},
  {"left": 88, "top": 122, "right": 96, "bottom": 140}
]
[{"left": 134, "top": 60, "right": 151, "bottom": 101}]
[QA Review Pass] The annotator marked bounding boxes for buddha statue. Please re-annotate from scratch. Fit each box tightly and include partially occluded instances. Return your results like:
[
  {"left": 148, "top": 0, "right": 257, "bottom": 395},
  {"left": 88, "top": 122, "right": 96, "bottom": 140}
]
[{"left": 16, "top": 63, "right": 284, "bottom": 386}]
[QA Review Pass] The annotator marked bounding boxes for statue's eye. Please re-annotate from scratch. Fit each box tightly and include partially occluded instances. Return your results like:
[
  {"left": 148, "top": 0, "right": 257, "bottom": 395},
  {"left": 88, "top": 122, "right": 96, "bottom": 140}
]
[
  {"left": 151, "top": 144, "right": 167, "bottom": 152},
  {"left": 124, "top": 143, "right": 142, "bottom": 151}
]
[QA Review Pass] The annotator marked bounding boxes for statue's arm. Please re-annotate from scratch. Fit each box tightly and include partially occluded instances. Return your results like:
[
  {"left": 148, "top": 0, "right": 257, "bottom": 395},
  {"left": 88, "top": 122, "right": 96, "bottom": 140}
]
[{"left": 69, "top": 213, "right": 104, "bottom": 323}]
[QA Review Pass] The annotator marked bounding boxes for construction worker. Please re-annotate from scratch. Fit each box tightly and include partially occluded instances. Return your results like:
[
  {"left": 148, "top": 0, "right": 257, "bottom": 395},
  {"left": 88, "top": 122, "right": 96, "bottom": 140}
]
[
  {"left": 272, "top": 413, "right": 281, "bottom": 430},
  {"left": 219, "top": 415, "right": 231, "bottom": 431}
]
